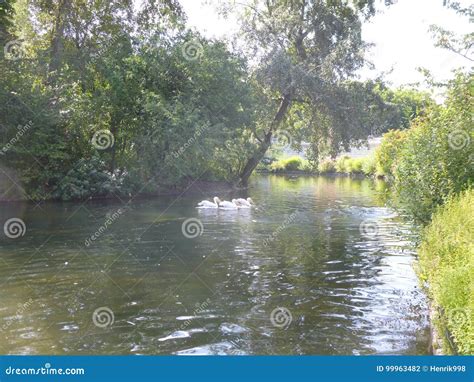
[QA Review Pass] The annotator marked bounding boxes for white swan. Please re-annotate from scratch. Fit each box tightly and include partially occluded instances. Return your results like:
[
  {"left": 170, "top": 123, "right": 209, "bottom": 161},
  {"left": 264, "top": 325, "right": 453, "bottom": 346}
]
[
  {"left": 234, "top": 197, "right": 254, "bottom": 208},
  {"left": 197, "top": 196, "right": 219, "bottom": 208},
  {"left": 216, "top": 197, "right": 239, "bottom": 209}
]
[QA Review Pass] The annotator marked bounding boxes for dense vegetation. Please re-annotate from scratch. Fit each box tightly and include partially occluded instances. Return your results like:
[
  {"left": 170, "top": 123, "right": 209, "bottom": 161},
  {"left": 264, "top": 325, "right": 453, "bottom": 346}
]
[
  {"left": 418, "top": 190, "right": 473, "bottom": 355},
  {"left": 374, "top": 73, "right": 473, "bottom": 221},
  {"left": 1, "top": 0, "right": 261, "bottom": 200},
  {"left": 1, "top": 0, "right": 409, "bottom": 201}
]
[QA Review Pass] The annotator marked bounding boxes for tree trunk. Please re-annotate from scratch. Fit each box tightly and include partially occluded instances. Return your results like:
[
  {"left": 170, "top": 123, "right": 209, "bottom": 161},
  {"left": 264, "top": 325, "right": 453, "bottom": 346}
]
[
  {"left": 238, "top": 131, "right": 272, "bottom": 187},
  {"left": 109, "top": 117, "right": 118, "bottom": 173},
  {"left": 48, "top": 0, "right": 71, "bottom": 80},
  {"left": 238, "top": 94, "right": 292, "bottom": 187}
]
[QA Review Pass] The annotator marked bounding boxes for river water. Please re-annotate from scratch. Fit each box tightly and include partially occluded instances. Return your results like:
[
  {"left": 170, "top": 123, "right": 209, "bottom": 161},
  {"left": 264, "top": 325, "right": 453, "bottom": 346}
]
[{"left": 0, "top": 175, "right": 430, "bottom": 355}]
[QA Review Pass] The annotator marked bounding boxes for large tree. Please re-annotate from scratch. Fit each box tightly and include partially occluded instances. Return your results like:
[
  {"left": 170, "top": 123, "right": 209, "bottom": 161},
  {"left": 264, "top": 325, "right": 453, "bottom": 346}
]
[{"left": 226, "top": 0, "right": 392, "bottom": 186}]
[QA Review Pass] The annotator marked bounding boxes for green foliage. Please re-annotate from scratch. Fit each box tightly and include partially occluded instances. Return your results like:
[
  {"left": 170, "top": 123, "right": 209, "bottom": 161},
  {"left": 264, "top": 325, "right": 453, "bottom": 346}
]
[
  {"left": 0, "top": 1, "right": 257, "bottom": 200},
  {"left": 335, "top": 156, "right": 350, "bottom": 173},
  {"left": 269, "top": 156, "right": 307, "bottom": 172},
  {"left": 283, "top": 157, "right": 303, "bottom": 171},
  {"left": 0, "top": 0, "right": 419, "bottom": 198},
  {"left": 333, "top": 156, "right": 369, "bottom": 175},
  {"left": 0, "top": 0, "right": 16, "bottom": 44},
  {"left": 361, "top": 155, "right": 376, "bottom": 175},
  {"left": 318, "top": 156, "right": 375, "bottom": 176},
  {"left": 350, "top": 158, "right": 364, "bottom": 174},
  {"left": 0, "top": 0, "right": 464, "bottom": 204},
  {"left": 374, "top": 129, "right": 409, "bottom": 176},
  {"left": 234, "top": 0, "right": 397, "bottom": 184},
  {"left": 53, "top": 156, "right": 131, "bottom": 201},
  {"left": 317, "top": 158, "right": 336, "bottom": 174},
  {"left": 375, "top": 85, "right": 435, "bottom": 132},
  {"left": 372, "top": 72, "right": 473, "bottom": 221},
  {"left": 393, "top": 73, "right": 473, "bottom": 221},
  {"left": 417, "top": 190, "right": 474, "bottom": 355},
  {"left": 301, "top": 160, "right": 314, "bottom": 173}
]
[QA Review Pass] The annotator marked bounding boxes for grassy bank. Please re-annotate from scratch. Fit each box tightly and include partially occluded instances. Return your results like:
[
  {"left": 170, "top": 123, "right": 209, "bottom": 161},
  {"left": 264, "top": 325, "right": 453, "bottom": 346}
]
[
  {"left": 417, "top": 190, "right": 474, "bottom": 354},
  {"left": 318, "top": 155, "right": 377, "bottom": 176},
  {"left": 259, "top": 155, "right": 379, "bottom": 177},
  {"left": 267, "top": 156, "right": 313, "bottom": 173}
]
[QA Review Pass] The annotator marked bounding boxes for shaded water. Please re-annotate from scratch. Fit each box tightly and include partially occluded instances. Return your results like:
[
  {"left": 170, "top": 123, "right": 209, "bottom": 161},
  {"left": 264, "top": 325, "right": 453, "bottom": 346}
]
[{"left": 0, "top": 175, "right": 430, "bottom": 355}]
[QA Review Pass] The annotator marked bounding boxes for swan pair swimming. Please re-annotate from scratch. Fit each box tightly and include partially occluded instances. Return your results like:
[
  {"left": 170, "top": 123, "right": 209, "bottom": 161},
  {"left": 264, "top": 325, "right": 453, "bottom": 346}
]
[{"left": 197, "top": 197, "right": 254, "bottom": 209}]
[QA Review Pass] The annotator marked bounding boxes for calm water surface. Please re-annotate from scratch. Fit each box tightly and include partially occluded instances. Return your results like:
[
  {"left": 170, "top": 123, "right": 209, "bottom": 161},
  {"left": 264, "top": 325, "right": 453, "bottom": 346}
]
[{"left": 0, "top": 175, "right": 430, "bottom": 355}]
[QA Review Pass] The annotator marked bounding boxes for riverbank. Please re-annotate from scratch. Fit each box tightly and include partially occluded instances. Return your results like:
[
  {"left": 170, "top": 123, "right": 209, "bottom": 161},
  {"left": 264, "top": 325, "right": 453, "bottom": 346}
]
[
  {"left": 418, "top": 190, "right": 473, "bottom": 355},
  {"left": 259, "top": 155, "right": 386, "bottom": 179},
  {"left": 257, "top": 169, "right": 376, "bottom": 180},
  {"left": 0, "top": 173, "right": 238, "bottom": 203}
]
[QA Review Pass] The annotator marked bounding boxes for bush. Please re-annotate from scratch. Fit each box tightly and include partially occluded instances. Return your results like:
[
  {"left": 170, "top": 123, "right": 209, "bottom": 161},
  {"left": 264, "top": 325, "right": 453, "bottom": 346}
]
[
  {"left": 269, "top": 160, "right": 285, "bottom": 172},
  {"left": 417, "top": 190, "right": 474, "bottom": 355},
  {"left": 53, "top": 156, "right": 131, "bottom": 200},
  {"left": 284, "top": 156, "right": 303, "bottom": 171},
  {"left": 393, "top": 73, "right": 473, "bottom": 221},
  {"left": 318, "top": 158, "right": 336, "bottom": 173},
  {"left": 349, "top": 158, "right": 363, "bottom": 174},
  {"left": 361, "top": 155, "right": 376, "bottom": 176},
  {"left": 270, "top": 156, "right": 304, "bottom": 172},
  {"left": 335, "top": 155, "right": 350, "bottom": 173},
  {"left": 333, "top": 156, "right": 366, "bottom": 174},
  {"left": 374, "top": 129, "right": 408, "bottom": 176},
  {"left": 301, "top": 160, "right": 315, "bottom": 173}
]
